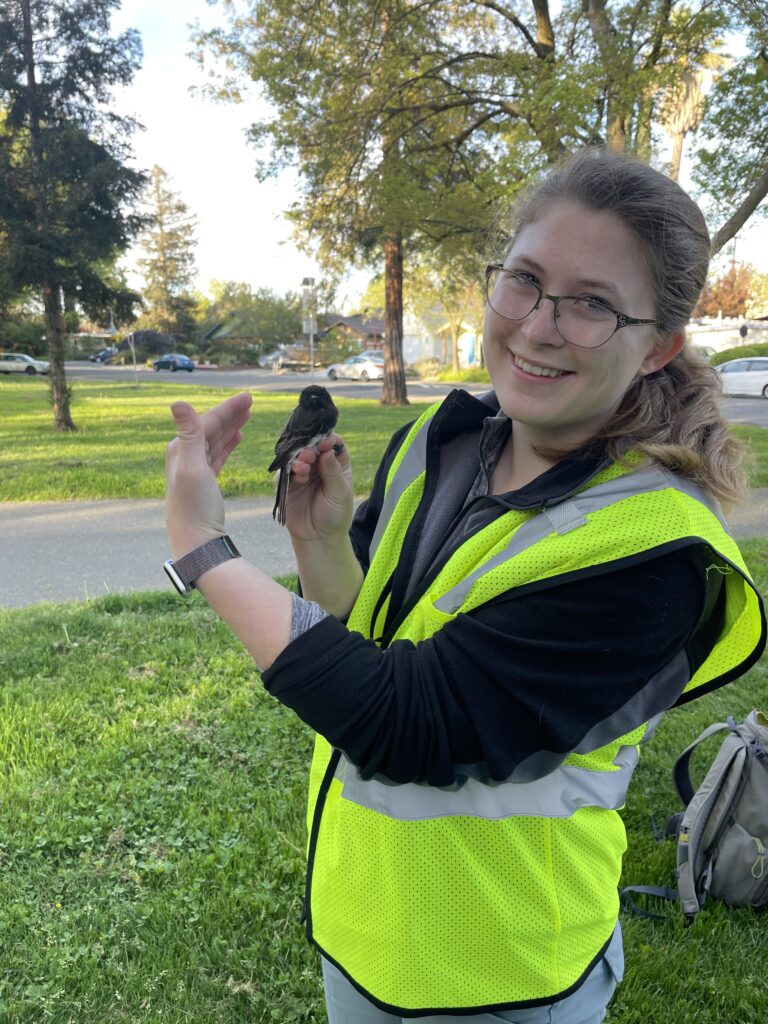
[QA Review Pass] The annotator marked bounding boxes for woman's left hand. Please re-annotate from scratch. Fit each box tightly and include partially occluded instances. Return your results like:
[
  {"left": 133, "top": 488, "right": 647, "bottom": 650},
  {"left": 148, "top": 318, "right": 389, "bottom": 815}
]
[{"left": 165, "top": 392, "right": 253, "bottom": 559}]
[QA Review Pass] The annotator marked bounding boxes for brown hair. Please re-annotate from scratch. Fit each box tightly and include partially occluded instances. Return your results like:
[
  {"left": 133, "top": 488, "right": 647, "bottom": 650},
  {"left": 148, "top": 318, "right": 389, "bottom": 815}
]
[{"left": 495, "top": 148, "right": 746, "bottom": 507}]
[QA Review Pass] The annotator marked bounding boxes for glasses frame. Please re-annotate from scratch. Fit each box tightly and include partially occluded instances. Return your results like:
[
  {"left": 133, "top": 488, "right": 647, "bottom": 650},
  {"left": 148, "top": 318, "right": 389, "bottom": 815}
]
[{"left": 485, "top": 264, "right": 659, "bottom": 349}]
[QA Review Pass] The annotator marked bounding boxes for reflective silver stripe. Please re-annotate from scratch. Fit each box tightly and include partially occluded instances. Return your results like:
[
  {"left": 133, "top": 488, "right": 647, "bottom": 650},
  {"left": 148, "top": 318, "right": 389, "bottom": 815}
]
[
  {"left": 369, "top": 417, "right": 431, "bottom": 562},
  {"left": 542, "top": 500, "right": 587, "bottom": 534},
  {"left": 336, "top": 745, "right": 639, "bottom": 821},
  {"left": 434, "top": 466, "right": 728, "bottom": 614}
]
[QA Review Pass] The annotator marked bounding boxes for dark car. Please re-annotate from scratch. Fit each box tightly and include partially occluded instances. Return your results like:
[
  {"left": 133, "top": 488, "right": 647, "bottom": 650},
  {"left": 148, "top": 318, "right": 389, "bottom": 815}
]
[
  {"left": 153, "top": 353, "right": 195, "bottom": 372},
  {"left": 89, "top": 347, "right": 118, "bottom": 363}
]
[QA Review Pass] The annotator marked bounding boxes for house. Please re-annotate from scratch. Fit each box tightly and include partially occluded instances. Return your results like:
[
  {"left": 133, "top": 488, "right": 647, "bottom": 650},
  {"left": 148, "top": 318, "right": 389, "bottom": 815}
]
[{"left": 320, "top": 313, "right": 385, "bottom": 350}]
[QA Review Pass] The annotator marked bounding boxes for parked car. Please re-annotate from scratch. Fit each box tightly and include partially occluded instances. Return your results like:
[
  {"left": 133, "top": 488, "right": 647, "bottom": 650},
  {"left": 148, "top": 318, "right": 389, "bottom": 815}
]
[
  {"left": 327, "top": 354, "right": 384, "bottom": 381},
  {"left": 258, "top": 347, "right": 291, "bottom": 369},
  {"left": 89, "top": 346, "right": 118, "bottom": 363},
  {"left": 715, "top": 357, "right": 768, "bottom": 397},
  {"left": 0, "top": 352, "right": 50, "bottom": 375},
  {"left": 153, "top": 353, "right": 195, "bottom": 372},
  {"left": 692, "top": 345, "right": 716, "bottom": 361}
]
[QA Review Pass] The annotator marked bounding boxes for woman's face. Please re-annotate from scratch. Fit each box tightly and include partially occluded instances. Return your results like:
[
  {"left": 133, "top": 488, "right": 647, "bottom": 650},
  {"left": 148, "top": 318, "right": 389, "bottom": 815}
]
[{"left": 483, "top": 200, "right": 681, "bottom": 452}]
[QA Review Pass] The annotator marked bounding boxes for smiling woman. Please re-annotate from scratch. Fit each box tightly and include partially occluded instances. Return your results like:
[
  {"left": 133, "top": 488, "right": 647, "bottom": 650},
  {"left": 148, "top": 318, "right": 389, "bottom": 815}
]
[{"left": 163, "top": 149, "right": 766, "bottom": 1024}]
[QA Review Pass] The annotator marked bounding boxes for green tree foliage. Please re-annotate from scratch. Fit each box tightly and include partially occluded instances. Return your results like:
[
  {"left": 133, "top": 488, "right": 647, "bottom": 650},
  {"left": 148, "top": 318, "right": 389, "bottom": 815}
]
[
  {"left": 694, "top": 7, "right": 768, "bottom": 252},
  {"left": 136, "top": 165, "right": 198, "bottom": 343},
  {"left": 195, "top": 2, "right": 767, "bottom": 404},
  {"left": 196, "top": 279, "right": 302, "bottom": 362},
  {"left": 0, "top": 0, "right": 145, "bottom": 430},
  {"left": 195, "top": 1, "right": 498, "bottom": 405}
]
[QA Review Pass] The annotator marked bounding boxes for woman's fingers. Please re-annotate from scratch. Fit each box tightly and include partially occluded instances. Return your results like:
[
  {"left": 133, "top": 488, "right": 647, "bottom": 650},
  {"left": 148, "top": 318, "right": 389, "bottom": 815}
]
[{"left": 200, "top": 393, "right": 253, "bottom": 472}]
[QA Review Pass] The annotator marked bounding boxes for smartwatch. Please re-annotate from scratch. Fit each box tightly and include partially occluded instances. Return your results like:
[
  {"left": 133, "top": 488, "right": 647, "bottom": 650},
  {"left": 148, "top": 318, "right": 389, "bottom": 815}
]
[{"left": 164, "top": 535, "right": 241, "bottom": 596}]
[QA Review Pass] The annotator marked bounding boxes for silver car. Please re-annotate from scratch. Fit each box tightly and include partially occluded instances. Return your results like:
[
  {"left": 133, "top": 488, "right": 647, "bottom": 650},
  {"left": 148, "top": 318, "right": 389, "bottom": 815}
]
[
  {"left": 327, "top": 355, "right": 384, "bottom": 381},
  {"left": 0, "top": 352, "right": 50, "bottom": 375},
  {"left": 716, "top": 357, "right": 768, "bottom": 398}
]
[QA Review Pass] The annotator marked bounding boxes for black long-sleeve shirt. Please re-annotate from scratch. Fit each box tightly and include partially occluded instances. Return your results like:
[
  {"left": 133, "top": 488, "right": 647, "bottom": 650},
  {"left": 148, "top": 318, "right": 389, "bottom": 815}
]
[{"left": 262, "top": 390, "right": 719, "bottom": 787}]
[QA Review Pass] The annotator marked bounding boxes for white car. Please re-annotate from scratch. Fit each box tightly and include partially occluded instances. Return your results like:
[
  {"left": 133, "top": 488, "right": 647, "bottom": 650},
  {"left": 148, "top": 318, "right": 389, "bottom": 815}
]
[
  {"left": 327, "top": 355, "right": 384, "bottom": 381},
  {"left": 716, "top": 357, "right": 768, "bottom": 398},
  {"left": 0, "top": 352, "right": 50, "bottom": 375}
]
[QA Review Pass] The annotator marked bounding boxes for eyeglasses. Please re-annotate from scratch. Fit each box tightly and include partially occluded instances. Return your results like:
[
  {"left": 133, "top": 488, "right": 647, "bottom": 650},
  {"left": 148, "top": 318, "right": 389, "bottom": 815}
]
[{"left": 485, "top": 264, "right": 659, "bottom": 349}]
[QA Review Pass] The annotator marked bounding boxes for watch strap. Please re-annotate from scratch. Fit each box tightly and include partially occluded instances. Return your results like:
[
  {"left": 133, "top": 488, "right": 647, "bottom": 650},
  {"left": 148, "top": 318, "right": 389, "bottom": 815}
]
[{"left": 164, "top": 535, "right": 241, "bottom": 595}]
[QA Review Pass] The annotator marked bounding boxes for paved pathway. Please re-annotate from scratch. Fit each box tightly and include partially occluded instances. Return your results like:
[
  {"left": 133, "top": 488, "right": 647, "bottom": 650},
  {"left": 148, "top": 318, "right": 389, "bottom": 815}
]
[
  {"left": 0, "top": 497, "right": 294, "bottom": 609},
  {"left": 2, "top": 491, "right": 768, "bottom": 610}
]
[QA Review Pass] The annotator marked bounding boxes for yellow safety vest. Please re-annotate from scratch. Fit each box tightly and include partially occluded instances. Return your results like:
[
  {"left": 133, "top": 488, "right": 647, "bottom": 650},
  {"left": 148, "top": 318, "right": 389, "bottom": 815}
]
[{"left": 304, "top": 402, "right": 765, "bottom": 1015}]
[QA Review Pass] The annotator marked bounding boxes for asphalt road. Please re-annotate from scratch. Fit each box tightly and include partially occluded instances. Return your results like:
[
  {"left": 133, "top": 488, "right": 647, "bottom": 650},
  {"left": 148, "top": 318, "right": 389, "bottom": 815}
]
[
  {"left": 1, "top": 496, "right": 295, "bottom": 609},
  {"left": 62, "top": 362, "right": 489, "bottom": 402},
  {"left": 59, "top": 363, "right": 768, "bottom": 427},
  {"left": 2, "top": 367, "right": 768, "bottom": 609}
]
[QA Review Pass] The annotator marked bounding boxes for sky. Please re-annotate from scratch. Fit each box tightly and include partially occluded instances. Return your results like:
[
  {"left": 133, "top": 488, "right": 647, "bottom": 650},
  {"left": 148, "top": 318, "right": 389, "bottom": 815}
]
[
  {"left": 111, "top": 0, "right": 367, "bottom": 306},
  {"left": 110, "top": 0, "right": 766, "bottom": 308}
]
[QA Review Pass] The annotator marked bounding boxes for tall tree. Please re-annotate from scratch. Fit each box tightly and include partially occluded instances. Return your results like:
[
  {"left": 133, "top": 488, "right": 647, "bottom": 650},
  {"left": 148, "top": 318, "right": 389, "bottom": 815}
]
[
  {"left": 196, "top": 1, "right": 767, "bottom": 402},
  {"left": 195, "top": 1, "right": 497, "bottom": 405},
  {"left": 136, "top": 165, "right": 198, "bottom": 342},
  {"left": 0, "top": 0, "right": 144, "bottom": 430}
]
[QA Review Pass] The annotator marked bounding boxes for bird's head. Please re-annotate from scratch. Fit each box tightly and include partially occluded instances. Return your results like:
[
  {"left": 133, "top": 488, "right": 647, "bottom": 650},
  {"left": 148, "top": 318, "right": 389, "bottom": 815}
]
[{"left": 300, "top": 385, "right": 333, "bottom": 409}]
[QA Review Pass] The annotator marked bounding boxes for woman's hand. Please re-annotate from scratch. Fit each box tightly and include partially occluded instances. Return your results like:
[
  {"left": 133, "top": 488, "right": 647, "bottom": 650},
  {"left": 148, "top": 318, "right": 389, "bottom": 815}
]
[
  {"left": 281, "top": 432, "right": 354, "bottom": 543},
  {"left": 165, "top": 392, "right": 253, "bottom": 559}
]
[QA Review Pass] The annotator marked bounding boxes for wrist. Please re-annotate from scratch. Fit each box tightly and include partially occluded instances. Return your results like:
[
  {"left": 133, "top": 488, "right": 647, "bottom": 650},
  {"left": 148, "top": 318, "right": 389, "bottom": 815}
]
[
  {"left": 164, "top": 534, "right": 241, "bottom": 596},
  {"left": 169, "top": 527, "right": 226, "bottom": 562}
]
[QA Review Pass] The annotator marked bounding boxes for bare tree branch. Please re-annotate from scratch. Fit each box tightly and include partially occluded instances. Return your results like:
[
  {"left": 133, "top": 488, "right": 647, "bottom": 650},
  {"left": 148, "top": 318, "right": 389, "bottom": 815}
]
[
  {"left": 711, "top": 160, "right": 768, "bottom": 253},
  {"left": 468, "top": 0, "right": 549, "bottom": 57}
]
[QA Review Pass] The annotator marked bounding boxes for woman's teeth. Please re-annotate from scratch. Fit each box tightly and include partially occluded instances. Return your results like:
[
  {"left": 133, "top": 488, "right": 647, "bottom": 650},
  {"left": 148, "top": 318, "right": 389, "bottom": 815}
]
[{"left": 514, "top": 355, "right": 566, "bottom": 378}]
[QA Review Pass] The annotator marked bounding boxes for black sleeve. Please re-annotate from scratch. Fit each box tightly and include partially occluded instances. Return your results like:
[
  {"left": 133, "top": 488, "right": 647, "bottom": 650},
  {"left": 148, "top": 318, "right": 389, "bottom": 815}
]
[{"left": 262, "top": 548, "right": 708, "bottom": 787}]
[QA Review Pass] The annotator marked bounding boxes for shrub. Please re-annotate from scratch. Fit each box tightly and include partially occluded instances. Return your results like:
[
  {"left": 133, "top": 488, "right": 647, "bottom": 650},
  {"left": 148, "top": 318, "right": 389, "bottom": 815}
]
[{"left": 711, "top": 344, "right": 768, "bottom": 366}]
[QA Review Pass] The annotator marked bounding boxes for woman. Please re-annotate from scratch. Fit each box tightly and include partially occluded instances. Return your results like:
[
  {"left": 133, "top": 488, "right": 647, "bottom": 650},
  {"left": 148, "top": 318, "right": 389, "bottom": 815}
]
[{"left": 164, "top": 150, "right": 765, "bottom": 1023}]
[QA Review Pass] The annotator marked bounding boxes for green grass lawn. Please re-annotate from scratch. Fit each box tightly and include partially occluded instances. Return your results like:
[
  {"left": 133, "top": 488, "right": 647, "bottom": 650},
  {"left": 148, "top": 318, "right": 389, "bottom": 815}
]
[
  {"left": 2, "top": 380, "right": 768, "bottom": 501},
  {"left": 0, "top": 381, "right": 418, "bottom": 502},
  {"left": 1, "top": 546, "right": 768, "bottom": 1022}
]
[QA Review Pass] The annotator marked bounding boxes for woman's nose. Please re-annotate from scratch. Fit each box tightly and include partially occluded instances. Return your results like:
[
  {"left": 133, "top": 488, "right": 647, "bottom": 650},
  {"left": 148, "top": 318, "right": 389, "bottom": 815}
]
[{"left": 521, "top": 297, "right": 564, "bottom": 346}]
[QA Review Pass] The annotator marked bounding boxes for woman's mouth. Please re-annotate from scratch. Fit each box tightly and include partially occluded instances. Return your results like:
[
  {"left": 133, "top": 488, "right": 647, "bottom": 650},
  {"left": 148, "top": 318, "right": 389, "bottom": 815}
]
[{"left": 512, "top": 353, "right": 571, "bottom": 379}]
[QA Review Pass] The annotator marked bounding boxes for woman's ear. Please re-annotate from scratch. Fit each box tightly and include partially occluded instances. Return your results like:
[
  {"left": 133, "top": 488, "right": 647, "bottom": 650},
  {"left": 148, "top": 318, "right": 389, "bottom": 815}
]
[{"left": 639, "top": 329, "right": 686, "bottom": 376}]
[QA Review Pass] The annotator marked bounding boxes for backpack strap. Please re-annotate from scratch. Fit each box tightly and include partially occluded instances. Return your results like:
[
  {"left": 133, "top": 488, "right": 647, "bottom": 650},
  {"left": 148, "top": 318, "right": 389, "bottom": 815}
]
[
  {"left": 672, "top": 720, "right": 732, "bottom": 807},
  {"left": 619, "top": 884, "right": 679, "bottom": 920},
  {"left": 675, "top": 740, "right": 748, "bottom": 921}
]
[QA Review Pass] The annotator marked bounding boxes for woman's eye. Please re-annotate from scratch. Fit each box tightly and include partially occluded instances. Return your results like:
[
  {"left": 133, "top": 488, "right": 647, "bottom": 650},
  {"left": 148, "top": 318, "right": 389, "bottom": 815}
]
[
  {"left": 581, "top": 295, "right": 612, "bottom": 312},
  {"left": 509, "top": 271, "right": 539, "bottom": 285}
]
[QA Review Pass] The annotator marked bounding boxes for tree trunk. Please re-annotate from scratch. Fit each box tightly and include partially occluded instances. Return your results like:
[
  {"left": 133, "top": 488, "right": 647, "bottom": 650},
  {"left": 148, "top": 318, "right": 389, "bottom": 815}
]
[
  {"left": 585, "top": 0, "right": 627, "bottom": 152},
  {"left": 21, "top": 0, "right": 76, "bottom": 430},
  {"left": 43, "top": 281, "right": 76, "bottom": 431},
  {"left": 381, "top": 231, "right": 408, "bottom": 405},
  {"left": 634, "top": 93, "right": 653, "bottom": 162},
  {"left": 668, "top": 130, "right": 684, "bottom": 182},
  {"left": 450, "top": 322, "right": 460, "bottom": 375}
]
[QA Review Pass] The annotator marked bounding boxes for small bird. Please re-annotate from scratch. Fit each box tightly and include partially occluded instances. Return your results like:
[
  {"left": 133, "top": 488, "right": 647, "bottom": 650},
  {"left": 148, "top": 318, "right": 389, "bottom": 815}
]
[{"left": 269, "top": 384, "right": 339, "bottom": 525}]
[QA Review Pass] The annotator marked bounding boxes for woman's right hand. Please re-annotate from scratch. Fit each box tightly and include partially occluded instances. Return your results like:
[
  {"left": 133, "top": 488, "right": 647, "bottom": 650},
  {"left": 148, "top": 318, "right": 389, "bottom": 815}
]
[{"left": 281, "top": 432, "right": 354, "bottom": 543}]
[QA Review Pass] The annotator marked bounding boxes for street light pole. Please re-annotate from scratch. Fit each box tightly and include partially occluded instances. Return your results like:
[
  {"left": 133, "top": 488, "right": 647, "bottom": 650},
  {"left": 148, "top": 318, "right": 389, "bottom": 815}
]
[{"left": 299, "top": 276, "right": 313, "bottom": 376}]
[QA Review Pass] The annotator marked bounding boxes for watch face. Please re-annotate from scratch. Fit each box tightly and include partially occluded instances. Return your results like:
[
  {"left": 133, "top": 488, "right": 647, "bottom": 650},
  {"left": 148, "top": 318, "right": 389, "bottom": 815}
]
[{"left": 163, "top": 560, "right": 191, "bottom": 596}]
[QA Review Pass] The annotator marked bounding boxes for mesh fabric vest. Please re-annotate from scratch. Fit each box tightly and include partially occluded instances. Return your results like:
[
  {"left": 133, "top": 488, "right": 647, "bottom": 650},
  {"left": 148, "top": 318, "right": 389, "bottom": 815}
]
[{"left": 304, "top": 402, "right": 764, "bottom": 1015}]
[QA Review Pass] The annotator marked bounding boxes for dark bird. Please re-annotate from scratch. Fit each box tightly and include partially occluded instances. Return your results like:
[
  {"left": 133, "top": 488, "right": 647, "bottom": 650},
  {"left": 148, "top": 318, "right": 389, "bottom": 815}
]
[{"left": 268, "top": 384, "right": 339, "bottom": 526}]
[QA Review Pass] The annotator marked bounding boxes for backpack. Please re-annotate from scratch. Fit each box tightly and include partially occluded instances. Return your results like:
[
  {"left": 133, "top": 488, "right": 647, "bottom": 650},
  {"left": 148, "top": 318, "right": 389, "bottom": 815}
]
[{"left": 623, "top": 709, "right": 768, "bottom": 923}]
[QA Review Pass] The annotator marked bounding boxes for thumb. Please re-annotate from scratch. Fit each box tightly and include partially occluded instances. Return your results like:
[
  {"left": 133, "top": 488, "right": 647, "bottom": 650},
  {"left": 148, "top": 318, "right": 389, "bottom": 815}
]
[
  {"left": 317, "top": 446, "right": 348, "bottom": 489},
  {"left": 171, "top": 401, "right": 204, "bottom": 443}
]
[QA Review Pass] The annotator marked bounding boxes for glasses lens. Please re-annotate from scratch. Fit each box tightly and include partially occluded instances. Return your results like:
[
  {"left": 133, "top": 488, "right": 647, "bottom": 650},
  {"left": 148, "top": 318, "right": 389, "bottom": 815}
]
[
  {"left": 487, "top": 270, "right": 539, "bottom": 320},
  {"left": 556, "top": 298, "right": 616, "bottom": 348}
]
